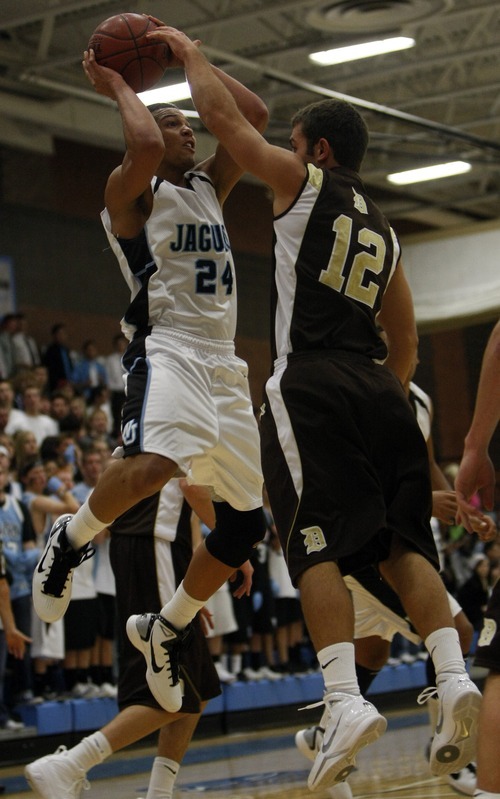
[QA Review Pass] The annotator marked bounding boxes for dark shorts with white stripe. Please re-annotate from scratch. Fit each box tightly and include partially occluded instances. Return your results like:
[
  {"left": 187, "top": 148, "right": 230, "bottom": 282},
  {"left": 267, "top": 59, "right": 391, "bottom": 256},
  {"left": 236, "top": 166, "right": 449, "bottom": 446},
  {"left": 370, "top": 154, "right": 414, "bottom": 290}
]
[{"left": 260, "top": 350, "right": 438, "bottom": 586}]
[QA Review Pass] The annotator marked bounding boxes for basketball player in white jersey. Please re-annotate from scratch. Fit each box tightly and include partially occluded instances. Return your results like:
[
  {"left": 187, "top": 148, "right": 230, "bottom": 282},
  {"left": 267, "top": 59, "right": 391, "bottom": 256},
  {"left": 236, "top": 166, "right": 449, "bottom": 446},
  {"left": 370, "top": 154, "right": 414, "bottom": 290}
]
[{"left": 33, "top": 29, "right": 269, "bottom": 716}]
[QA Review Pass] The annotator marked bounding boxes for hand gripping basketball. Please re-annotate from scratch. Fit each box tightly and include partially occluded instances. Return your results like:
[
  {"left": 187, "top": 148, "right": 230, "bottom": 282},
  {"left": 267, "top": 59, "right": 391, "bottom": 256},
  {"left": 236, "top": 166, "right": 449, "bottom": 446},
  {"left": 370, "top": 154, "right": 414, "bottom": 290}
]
[{"left": 88, "top": 13, "right": 170, "bottom": 92}]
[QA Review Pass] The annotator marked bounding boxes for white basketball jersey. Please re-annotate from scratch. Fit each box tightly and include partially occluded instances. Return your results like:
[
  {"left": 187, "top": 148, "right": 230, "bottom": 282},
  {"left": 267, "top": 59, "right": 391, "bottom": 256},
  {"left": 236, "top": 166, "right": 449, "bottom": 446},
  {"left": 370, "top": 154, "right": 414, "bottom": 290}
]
[{"left": 102, "top": 170, "right": 237, "bottom": 342}]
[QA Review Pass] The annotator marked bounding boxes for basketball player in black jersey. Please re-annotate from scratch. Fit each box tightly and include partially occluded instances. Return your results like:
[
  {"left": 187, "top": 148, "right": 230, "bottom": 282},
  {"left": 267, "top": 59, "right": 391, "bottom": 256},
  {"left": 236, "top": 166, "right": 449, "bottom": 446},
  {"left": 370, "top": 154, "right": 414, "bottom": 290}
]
[{"left": 156, "top": 26, "right": 495, "bottom": 793}]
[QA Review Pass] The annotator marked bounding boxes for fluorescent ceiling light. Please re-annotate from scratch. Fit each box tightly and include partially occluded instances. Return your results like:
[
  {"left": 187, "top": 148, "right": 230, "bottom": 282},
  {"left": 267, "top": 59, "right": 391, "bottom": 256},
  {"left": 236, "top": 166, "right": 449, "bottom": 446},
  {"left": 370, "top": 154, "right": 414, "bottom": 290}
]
[
  {"left": 387, "top": 161, "right": 472, "bottom": 185},
  {"left": 309, "top": 36, "right": 415, "bottom": 65},
  {"left": 138, "top": 81, "right": 192, "bottom": 104}
]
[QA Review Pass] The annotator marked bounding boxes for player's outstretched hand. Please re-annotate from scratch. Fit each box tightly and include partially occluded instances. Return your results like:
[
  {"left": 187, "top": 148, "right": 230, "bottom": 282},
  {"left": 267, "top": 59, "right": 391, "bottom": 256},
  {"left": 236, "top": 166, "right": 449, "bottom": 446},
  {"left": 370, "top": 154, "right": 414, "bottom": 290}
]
[
  {"left": 145, "top": 24, "right": 201, "bottom": 68},
  {"left": 455, "top": 449, "right": 496, "bottom": 537},
  {"left": 467, "top": 512, "right": 498, "bottom": 542},
  {"left": 82, "top": 47, "right": 127, "bottom": 98},
  {"left": 230, "top": 560, "right": 253, "bottom": 598}
]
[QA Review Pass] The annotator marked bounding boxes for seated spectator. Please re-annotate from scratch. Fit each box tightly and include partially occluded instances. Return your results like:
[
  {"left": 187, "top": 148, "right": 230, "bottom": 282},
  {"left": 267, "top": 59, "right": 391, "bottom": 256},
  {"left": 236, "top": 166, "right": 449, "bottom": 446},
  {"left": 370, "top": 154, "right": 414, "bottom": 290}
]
[
  {"left": 484, "top": 538, "right": 500, "bottom": 568},
  {"left": 11, "top": 314, "right": 41, "bottom": 373},
  {"left": 88, "top": 436, "right": 113, "bottom": 469},
  {"left": 0, "top": 442, "right": 22, "bottom": 500},
  {"left": 42, "top": 324, "right": 74, "bottom": 393},
  {"left": 58, "top": 396, "right": 88, "bottom": 442},
  {"left": 17, "top": 384, "right": 58, "bottom": 446},
  {"left": 86, "top": 386, "right": 113, "bottom": 434},
  {"left": 39, "top": 432, "right": 81, "bottom": 481},
  {"left": 30, "top": 365, "right": 50, "bottom": 401},
  {"left": 79, "top": 408, "right": 116, "bottom": 452},
  {"left": 457, "top": 552, "right": 492, "bottom": 632},
  {"left": 0, "top": 464, "right": 38, "bottom": 705},
  {"left": 49, "top": 391, "right": 71, "bottom": 428},
  {"left": 0, "top": 379, "right": 28, "bottom": 438},
  {"left": 12, "top": 430, "right": 39, "bottom": 480},
  {"left": 0, "top": 539, "right": 30, "bottom": 731},
  {"left": 72, "top": 340, "right": 108, "bottom": 402},
  {"left": 63, "top": 449, "right": 103, "bottom": 698},
  {"left": 20, "top": 460, "right": 79, "bottom": 701},
  {"left": 0, "top": 315, "right": 18, "bottom": 380}
]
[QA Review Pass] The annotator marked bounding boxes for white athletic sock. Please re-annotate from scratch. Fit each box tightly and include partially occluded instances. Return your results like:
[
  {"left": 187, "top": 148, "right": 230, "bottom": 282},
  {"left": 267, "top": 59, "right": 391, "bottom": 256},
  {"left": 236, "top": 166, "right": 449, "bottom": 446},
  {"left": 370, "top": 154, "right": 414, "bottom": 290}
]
[
  {"left": 160, "top": 581, "right": 205, "bottom": 631},
  {"left": 425, "top": 628, "right": 465, "bottom": 677},
  {"left": 146, "top": 757, "right": 179, "bottom": 799},
  {"left": 318, "top": 642, "right": 360, "bottom": 695},
  {"left": 66, "top": 500, "right": 109, "bottom": 550},
  {"left": 67, "top": 731, "right": 112, "bottom": 772},
  {"left": 474, "top": 792, "right": 500, "bottom": 798}
]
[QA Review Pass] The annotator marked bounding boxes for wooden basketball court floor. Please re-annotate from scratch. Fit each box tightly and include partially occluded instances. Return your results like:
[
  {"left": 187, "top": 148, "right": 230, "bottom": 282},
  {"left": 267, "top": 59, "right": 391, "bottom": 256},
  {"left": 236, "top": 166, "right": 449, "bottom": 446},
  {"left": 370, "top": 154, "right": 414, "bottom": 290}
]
[{"left": 1, "top": 703, "right": 472, "bottom": 799}]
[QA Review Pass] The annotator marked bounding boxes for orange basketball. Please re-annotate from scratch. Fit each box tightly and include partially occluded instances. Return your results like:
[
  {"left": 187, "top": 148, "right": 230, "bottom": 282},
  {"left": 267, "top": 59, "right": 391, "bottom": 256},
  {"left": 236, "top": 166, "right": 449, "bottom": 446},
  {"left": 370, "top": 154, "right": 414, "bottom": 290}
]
[{"left": 88, "top": 13, "right": 170, "bottom": 92}]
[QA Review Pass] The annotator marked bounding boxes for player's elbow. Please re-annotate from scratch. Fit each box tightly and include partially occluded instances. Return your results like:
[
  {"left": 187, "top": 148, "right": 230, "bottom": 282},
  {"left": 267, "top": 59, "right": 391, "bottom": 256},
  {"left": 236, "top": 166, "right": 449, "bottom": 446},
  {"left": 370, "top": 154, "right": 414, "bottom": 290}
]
[{"left": 249, "top": 99, "right": 269, "bottom": 134}]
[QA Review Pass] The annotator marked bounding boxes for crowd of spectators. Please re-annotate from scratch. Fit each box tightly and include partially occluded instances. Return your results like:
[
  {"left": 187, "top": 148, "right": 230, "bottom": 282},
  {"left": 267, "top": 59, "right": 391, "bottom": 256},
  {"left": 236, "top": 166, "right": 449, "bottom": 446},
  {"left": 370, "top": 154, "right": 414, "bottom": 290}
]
[
  {"left": 0, "top": 316, "right": 124, "bottom": 729},
  {"left": 0, "top": 312, "right": 498, "bottom": 730}
]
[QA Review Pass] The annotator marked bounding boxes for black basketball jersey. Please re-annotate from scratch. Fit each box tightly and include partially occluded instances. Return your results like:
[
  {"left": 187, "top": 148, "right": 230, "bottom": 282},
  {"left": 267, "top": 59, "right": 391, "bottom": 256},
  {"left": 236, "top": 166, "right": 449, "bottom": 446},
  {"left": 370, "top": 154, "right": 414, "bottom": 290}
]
[{"left": 271, "top": 164, "right": 401, "bottom": 361}]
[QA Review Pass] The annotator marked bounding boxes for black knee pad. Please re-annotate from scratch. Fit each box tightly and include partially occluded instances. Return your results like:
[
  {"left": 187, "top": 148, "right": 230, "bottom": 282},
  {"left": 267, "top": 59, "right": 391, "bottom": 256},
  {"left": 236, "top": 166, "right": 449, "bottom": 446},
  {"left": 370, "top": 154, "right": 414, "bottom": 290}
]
[{"left": 205, "top": 503, "right": 266, "bottom": 568}]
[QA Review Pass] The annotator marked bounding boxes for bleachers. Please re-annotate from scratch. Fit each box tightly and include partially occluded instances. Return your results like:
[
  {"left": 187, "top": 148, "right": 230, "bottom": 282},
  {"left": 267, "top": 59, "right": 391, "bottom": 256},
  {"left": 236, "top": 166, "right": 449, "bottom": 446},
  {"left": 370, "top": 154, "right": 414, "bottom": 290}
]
[{"left": 14, "top": 660, "right": 427, "bottom": 737}]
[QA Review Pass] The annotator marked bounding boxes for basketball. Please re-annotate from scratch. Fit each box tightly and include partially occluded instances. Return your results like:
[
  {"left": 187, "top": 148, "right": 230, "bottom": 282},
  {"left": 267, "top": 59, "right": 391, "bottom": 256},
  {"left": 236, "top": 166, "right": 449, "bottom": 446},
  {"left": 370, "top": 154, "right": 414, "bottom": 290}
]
[{"left": 88, "top": 13, "right": 170, "bottom": 93}]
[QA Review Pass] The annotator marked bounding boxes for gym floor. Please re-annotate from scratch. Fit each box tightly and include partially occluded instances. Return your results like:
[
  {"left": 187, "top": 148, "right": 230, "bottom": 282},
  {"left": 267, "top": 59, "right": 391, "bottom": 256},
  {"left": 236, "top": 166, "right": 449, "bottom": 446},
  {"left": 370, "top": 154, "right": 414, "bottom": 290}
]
[{"left": 0, "top": 701, "right": 472, "bottom": 798}]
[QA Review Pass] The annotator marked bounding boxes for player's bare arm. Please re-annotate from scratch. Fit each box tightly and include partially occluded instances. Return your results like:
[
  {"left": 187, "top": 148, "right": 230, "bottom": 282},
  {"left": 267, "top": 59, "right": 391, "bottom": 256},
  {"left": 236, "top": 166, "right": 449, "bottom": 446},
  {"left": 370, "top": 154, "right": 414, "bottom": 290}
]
[
  {"left": 146, "top": 24, "right": 269, "bottom": 204},
  {"left": 377, "top": 262, "right": 418, "bottom": 386},
  {"left": 455, "top": 320, "right": 500, "bottom": 530},
  {"left": 82, "top": 48, "right": 164, "bottom": 237},
  {"left": 148, "top": 26, "right": 303, "bottom": 211}
]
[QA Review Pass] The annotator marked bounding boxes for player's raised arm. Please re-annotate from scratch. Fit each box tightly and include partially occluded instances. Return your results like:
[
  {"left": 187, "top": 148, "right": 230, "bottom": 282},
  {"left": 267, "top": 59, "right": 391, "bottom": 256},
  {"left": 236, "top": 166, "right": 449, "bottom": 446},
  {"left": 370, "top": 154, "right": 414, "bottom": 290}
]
[
  {"left": 82, "top": 48, "right": 165, "bottom": 235},
  {"left": 456, "top": 319, "right": 500, "bottom": 523},
  {"left": 149, "top": 27, "right": 305, "bottom": 213}
]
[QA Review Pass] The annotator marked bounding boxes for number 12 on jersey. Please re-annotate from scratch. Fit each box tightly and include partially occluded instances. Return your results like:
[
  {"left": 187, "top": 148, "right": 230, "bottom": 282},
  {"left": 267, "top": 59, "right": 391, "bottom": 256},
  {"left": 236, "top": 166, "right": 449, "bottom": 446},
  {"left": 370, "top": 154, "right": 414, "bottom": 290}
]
[{"left": 319, "top": 214, "right": 386, "bottom": 309}]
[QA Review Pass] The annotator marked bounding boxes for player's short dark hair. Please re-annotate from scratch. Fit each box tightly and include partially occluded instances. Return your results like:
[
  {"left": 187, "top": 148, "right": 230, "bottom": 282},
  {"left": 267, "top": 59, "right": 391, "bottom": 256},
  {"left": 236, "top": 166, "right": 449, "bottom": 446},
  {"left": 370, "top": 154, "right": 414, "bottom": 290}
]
[
  {"left": 291, "top": 99, "right": 369, "bottom": 172},
  {"left": 147, "top": 102, "right": 179, "bottom": 117}
]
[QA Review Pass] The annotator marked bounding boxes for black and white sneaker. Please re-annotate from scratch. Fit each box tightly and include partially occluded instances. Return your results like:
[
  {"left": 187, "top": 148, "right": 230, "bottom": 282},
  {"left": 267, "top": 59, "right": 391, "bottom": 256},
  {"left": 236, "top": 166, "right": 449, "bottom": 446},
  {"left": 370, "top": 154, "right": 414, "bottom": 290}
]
[
  {"left": 32, "top": 515, "right": 95, "bottom": 623},
  {"left": 126, "top": 613, "right": 191, "bottom": 713}
]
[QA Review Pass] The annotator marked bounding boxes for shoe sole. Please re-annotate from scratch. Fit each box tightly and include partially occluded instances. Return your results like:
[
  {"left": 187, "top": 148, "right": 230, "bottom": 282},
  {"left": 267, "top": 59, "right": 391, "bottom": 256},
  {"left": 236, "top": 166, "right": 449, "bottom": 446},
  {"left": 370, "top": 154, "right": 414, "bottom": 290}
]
[
  {"left": 126, "top": 616, "right": 183, "bottom": 713},
  {"left": 308, "top": 715, "right": 387, "bottom": 791},
  {"left": 24, "top": 765, "right": 50, "bottom": 799},
  {"left": 430, "top": 691, "right": 481, "bottom": 776},
  {"left": 328, "top": 783, "right": 354, "bottom": 799}
]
